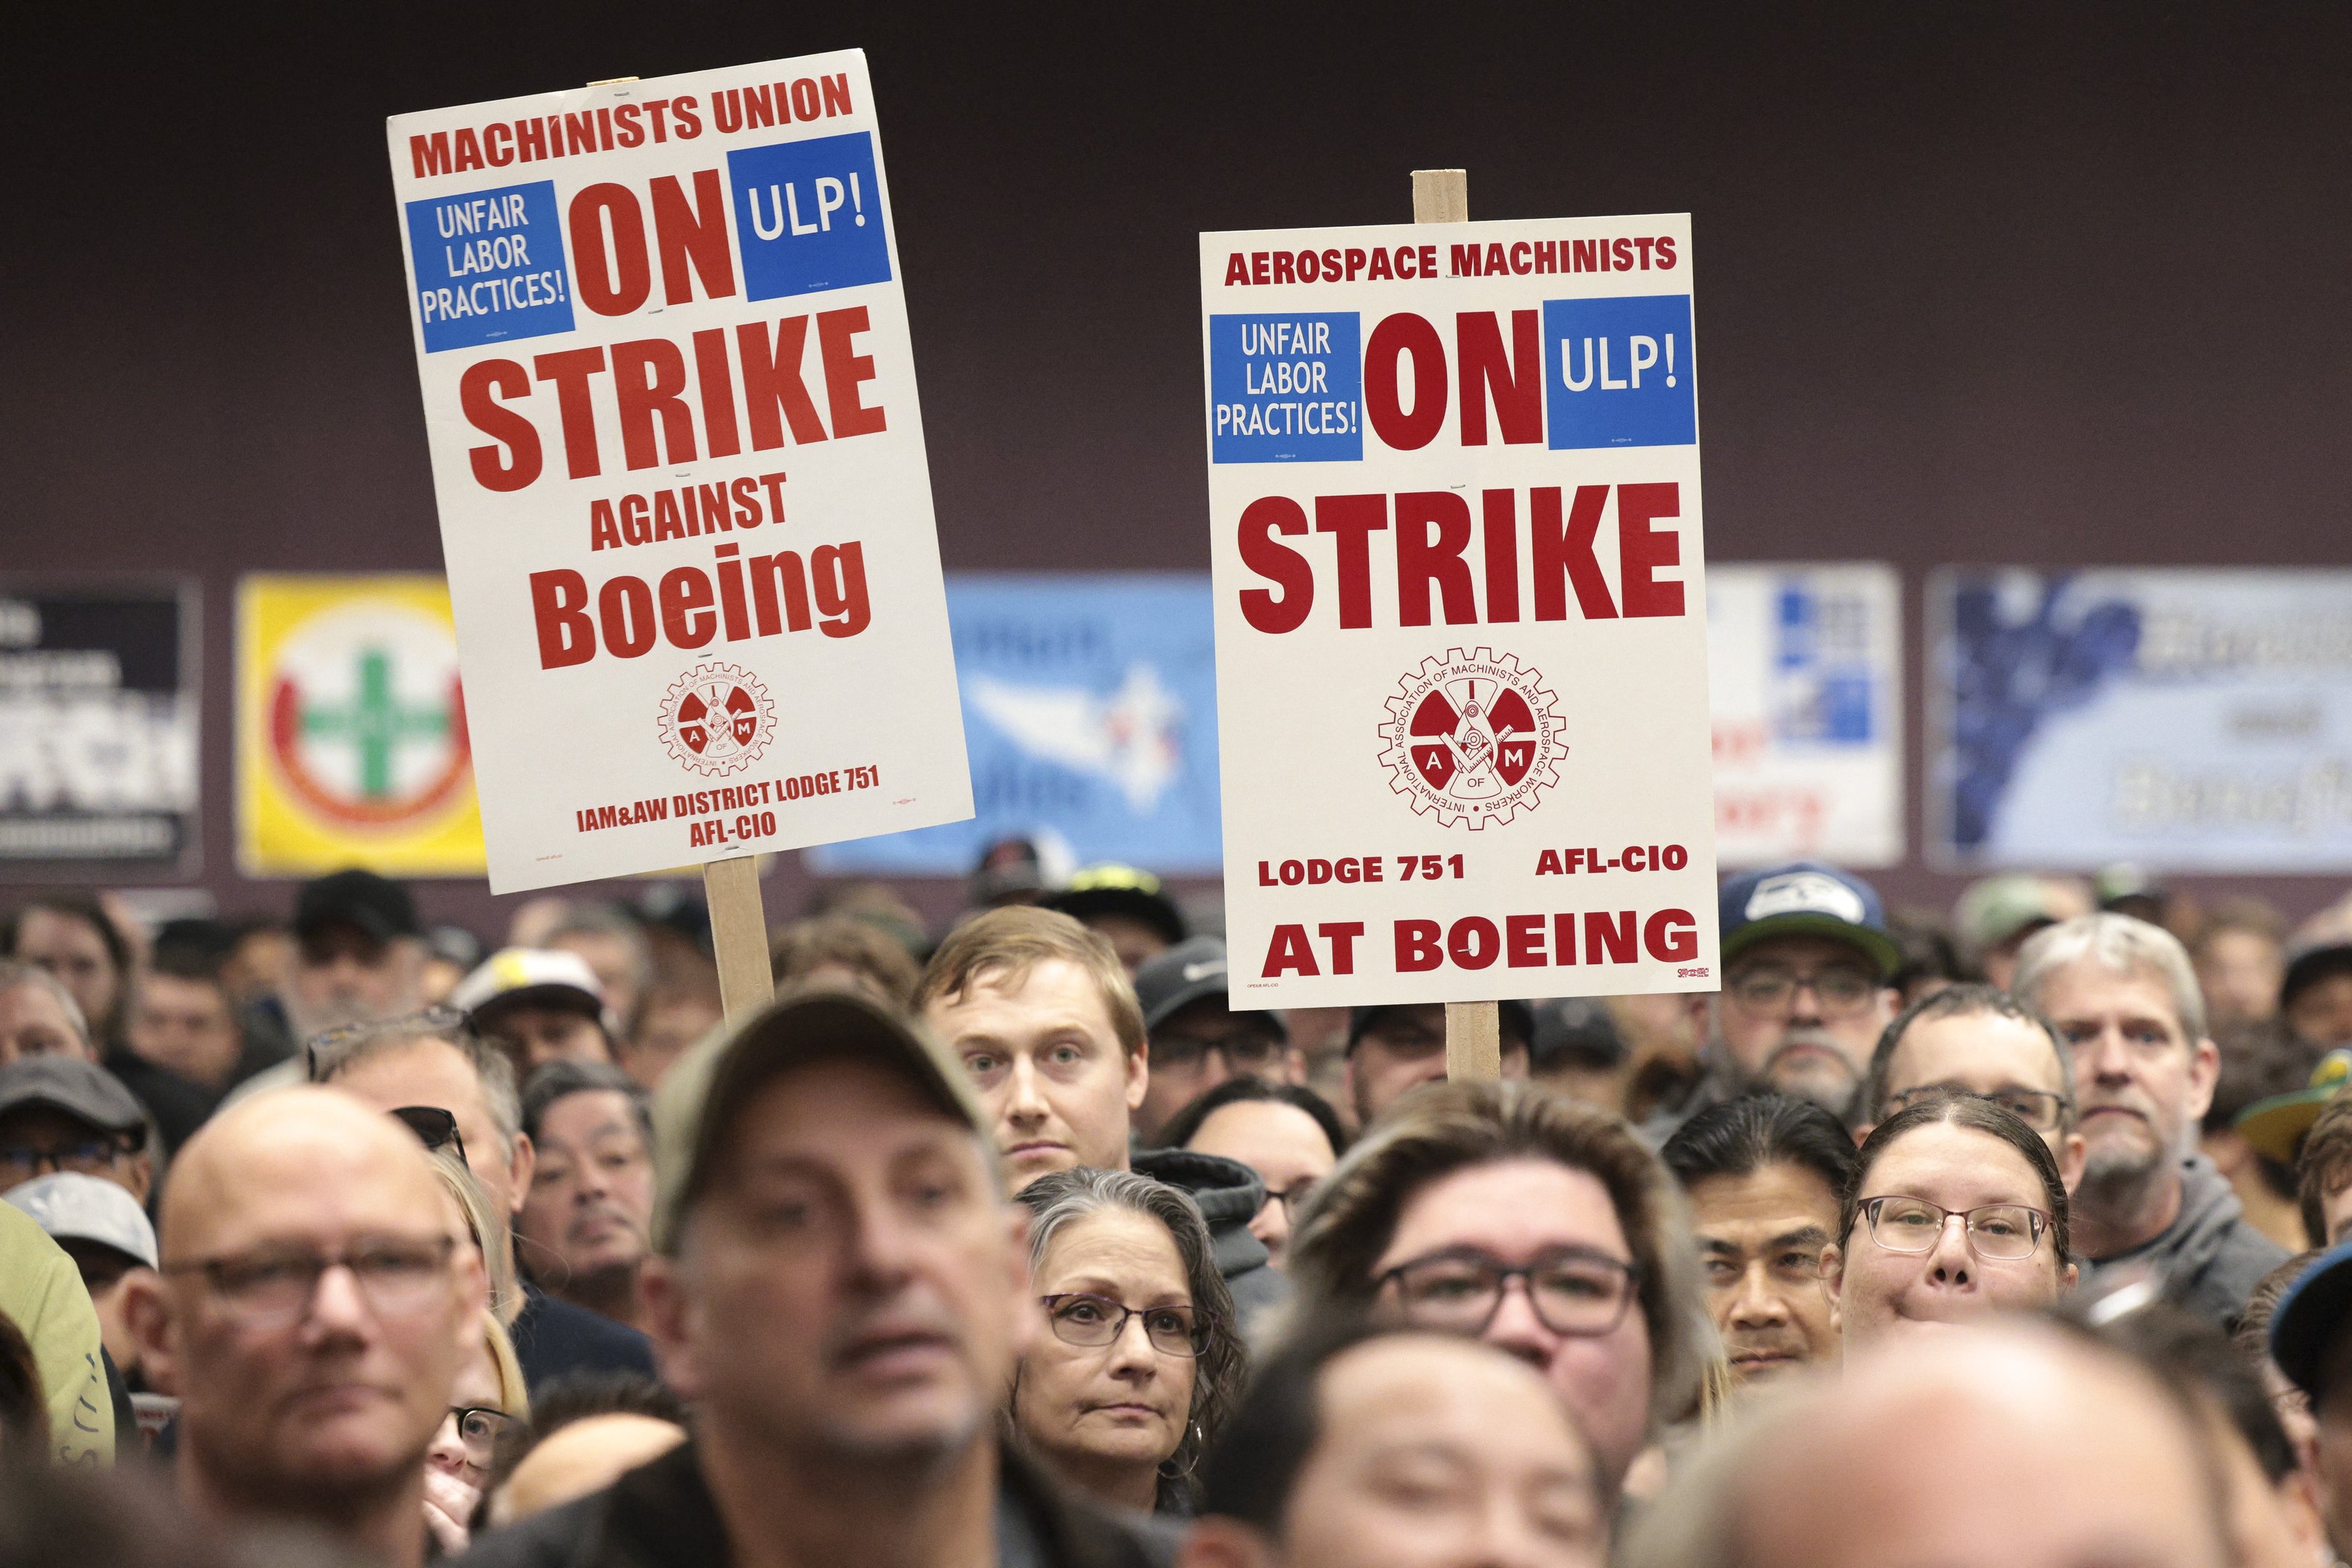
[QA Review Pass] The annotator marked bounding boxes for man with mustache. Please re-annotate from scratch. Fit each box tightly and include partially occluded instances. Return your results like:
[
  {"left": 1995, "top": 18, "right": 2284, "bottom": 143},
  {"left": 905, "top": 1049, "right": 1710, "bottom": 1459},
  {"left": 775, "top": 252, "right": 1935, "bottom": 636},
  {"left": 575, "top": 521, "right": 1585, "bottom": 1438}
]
[
  {"left": 459, "top": 989, "right": 1155, "bottom": 1568},
  {"left": 514, "top": 1061, "right": 656, "bottom": 1334},
  {"left": 2014, "top": 913, "right": 2287, "bottom": 1326},
  {"left": 1647, "top": 864, "right": 1901, "bottom": 1140}
]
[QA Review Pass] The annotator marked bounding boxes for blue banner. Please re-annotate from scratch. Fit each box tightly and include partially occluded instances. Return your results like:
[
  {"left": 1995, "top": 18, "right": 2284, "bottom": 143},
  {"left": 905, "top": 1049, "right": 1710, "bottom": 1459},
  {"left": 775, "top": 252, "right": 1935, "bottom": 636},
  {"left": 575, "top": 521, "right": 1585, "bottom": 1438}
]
[
  {"left": 1932, "top": 568, "right": 2352, "bottom": 870},
  {"left": 806, "top": 574, "right": 1222, "bottom": 874}
]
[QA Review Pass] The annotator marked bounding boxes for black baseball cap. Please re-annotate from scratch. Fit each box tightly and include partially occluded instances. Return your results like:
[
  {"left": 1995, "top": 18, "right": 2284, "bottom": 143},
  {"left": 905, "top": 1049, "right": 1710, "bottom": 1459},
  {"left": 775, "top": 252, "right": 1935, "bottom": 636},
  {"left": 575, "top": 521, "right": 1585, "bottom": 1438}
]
[
  {"left": 0, "top": 1058, "right": 149, "bottom": 1135},
  {"left": 2270, "top": 1242, "right": 2352, "bottom": 1397},
  {"left": 2283, "top": 939, "right": 2352, "bottom": 1016},
  {"left": 651, "top": 989, "right": 987, "bottom": 1252},
  {"left": 1134, "top": 936, "right": 1286, "bottom": 1040},
  {"left": 1347, "top": 1000, "right": 1535, "bottom": 1054},
  {"left": 1041, "top": 865, "right": 1187, "bottom": 947},
  {"left": 293, "top": 870, "right": 421, "bottom": 944}
]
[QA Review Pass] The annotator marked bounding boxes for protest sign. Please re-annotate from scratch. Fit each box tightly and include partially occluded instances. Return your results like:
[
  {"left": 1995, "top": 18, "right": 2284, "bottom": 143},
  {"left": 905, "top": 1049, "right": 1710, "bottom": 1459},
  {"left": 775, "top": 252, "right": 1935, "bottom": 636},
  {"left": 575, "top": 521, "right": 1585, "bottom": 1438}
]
[
  {"left": 1932, "top": 567, "right": 2352, "bottom": 871},
  {"left": 0, "top": 582, "right": 198, "bottom": 874},
  {"left": 809, "top": 573, "right": 1222, "bottom": 876},
  {"left": 1709, "top": 563, "right": 1903, "bottom": 868},
  {"left": 1202, "top": 209, "right": 1719, "bottom": 1010},
  {"left": 237, "top": 574, "right": 485, "bottom": 876},
  {"left": 388, "top": 51, "right": 970, "bottom": 897}
]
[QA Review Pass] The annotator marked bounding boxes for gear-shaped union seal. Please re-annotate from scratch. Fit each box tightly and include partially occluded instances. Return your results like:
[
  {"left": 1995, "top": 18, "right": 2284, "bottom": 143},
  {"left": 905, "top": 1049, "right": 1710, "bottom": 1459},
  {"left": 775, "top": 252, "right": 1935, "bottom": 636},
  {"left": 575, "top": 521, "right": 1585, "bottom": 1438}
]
[
  {"left": 1377, "top": 648, "right": 1568, "bottom": 829},
  {"left": 656, "top": 663, "right": 777, "bottom": 777}
]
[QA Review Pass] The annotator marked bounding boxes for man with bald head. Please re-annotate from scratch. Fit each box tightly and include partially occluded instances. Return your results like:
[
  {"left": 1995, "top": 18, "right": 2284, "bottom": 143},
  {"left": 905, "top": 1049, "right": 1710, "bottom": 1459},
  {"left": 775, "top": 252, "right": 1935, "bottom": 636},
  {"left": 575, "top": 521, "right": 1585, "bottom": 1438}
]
[
  {"left": 123, "top": 1087, "right": 486, "bottom": 1568},
  {"left": 1622, "top": 1320, "right": 2229, "bottom": 1568}
]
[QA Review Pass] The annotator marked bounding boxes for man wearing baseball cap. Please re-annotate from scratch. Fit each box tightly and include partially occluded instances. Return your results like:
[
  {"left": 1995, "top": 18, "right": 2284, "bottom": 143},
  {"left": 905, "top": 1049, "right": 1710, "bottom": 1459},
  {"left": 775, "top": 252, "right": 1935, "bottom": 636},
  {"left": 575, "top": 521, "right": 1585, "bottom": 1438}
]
[
  {"left": 2268, "top": 1243, "right": 2352, "bottom": 1555},
  {"left": 1648, "top": 862, "right": 1901, "bottom": 1140},
  {"left": 1041, "top": 864, "right": 1187, "bottom": 976},
  {"left": 453, "top": 947, "right": 616, "bottom": 1078},
  {"left": 1342, "top": 1000, "right": 1534, "bottom": 1131},
  {"left": 7, "top": 1170, "right": 158, "bottom": 1392},
  {"left": 461, "top": 989, "right": 1155, "bottom": 1568},
  {"left": 0, "top": 1055, "right": 158, "bottom": 1206},
  {"left": 283, "top": 868, "right": 428, "bottom": 1042},
  {"left": 1131, "top": 936, "right": 1301, "bottom": 1144}
]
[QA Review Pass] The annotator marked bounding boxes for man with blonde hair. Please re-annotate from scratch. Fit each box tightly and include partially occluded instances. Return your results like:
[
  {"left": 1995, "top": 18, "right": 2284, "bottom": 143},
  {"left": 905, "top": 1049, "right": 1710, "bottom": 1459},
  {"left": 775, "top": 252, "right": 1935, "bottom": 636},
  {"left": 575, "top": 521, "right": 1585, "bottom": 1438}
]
[
  {"left": 919, "top": 906, "right": 1282, "bottom": 1321},
  {"left": 2014, "top": 912, "right": 2285, "bottom": 1325}
]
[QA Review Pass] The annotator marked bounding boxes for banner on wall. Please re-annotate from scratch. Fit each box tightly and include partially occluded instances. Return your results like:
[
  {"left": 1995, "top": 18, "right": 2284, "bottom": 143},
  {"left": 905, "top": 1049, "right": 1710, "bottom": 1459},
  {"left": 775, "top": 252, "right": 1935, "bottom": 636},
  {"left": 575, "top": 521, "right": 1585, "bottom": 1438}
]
[
  {"left": 808, "top": 574, "right": 1221, "bottom": 875},
  {"left": 0, "top": 583, "right": 199, "bottom": 874},
  {"left": 388, "top": 50, "right": 970, "bottom": 894},
  {"left": 1932, "top": 568, "right": 2352, "bottom": 870},
  {"left": 1203, "top": 216, "right": 1720, "bottom": 1008},
  {"left": 237, "top": 574, "right": 486, "bottom": 877},
  {"left": 1709, "top": 563, "right": 1903, "bottom": 868}
]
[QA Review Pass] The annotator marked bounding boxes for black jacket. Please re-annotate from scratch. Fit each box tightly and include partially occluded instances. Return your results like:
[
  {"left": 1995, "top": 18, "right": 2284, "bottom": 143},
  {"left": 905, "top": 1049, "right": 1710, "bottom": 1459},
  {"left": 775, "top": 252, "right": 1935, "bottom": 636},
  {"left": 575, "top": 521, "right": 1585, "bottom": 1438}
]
[
  {"left": 1130, "top": 1148, "right": 1288, "bottom": 1330},
  {"left": 456, "top": 1437, "right": 1161, "bottom": 1568},
  {"left": 510, "top": 1283, "right": 657, "bottom": 1394}
]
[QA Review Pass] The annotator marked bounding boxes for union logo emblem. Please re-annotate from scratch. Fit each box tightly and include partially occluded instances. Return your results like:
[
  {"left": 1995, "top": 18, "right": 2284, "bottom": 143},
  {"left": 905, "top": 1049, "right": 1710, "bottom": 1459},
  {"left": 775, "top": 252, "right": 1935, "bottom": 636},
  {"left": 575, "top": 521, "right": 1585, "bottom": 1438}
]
[
  {"left": 1377, "top": 648, "right": 1567, "bottom": 829},
  {"left": 266, "top": 603, "right": 471, "bottom": 831},
  {"left": 658, "top": 663, "right": 776, "bottom": 777}
]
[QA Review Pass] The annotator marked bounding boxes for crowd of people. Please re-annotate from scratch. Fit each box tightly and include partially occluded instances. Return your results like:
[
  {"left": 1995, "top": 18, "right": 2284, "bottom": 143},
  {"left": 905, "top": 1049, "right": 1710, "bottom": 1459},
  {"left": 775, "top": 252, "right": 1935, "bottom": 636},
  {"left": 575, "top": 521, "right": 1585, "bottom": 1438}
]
[{"left": 4, "top": 845, "right": 2352, "bottom": 1567}]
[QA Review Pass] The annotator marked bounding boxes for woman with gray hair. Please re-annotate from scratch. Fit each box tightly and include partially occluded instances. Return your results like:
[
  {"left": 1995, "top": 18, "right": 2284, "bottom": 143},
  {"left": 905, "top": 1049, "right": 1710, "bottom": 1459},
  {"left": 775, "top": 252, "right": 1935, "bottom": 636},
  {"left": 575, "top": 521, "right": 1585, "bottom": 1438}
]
[{"left": 1012, "top": 1167, "right": 1245, "bottom": 1516}]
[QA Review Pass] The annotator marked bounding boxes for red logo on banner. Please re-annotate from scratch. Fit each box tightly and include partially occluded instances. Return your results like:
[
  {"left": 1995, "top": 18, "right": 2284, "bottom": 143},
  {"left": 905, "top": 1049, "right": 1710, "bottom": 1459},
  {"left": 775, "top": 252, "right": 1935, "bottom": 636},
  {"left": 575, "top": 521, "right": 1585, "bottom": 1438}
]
[
  {"left": 657, "top": 663, "right": 776, "bottom": 777},
  {"left": 1379, "top": 648, "right": 1566, "bottom": 829}
]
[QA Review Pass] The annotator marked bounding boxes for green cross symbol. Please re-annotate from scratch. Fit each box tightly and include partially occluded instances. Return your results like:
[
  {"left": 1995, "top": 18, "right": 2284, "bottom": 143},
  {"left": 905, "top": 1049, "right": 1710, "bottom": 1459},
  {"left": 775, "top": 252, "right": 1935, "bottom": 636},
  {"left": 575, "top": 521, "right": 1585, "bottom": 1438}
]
[{"left": 300, "top": 648, "right": 449, "bottom": 799}]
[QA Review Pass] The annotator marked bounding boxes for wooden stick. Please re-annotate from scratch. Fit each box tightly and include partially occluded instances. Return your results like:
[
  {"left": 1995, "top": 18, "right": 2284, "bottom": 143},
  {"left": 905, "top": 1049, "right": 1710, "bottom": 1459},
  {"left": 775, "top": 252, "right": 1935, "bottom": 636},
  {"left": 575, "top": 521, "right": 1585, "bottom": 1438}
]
[
  {"left": 1407, "top": 168, "right": 1500, "bottom": 1083},
  {"left": 703, "top": 857, "right": 776, "bottom": 1026}
]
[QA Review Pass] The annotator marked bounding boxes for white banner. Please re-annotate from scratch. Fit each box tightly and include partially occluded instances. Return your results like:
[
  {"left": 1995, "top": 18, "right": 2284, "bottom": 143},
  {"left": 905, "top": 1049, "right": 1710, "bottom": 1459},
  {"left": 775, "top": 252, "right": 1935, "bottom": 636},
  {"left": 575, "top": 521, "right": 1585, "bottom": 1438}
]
[
  {"left": 389, "top": 52, "right": 969, "bottom": 891},
  {"left": 1709, "top": 563, "right": 1903, "bottom": 868},
  {"left": 1203, "top": 216, "right": 1720, "bottom": 1008}
]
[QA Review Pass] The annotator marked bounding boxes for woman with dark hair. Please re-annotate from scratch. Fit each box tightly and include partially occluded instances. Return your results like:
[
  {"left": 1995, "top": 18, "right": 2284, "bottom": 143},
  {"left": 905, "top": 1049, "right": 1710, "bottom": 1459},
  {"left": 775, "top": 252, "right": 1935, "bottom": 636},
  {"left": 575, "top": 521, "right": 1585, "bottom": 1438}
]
[
  {"left": 1012, "top": 1167, "right": 1245, "bottom": 1515},
  {"left": 1158, "top": 1077, "right": 1347, "bottom": 1268},
  {"left": 1828, "top": 1090, "right": 2076, "bottom": 1350}
]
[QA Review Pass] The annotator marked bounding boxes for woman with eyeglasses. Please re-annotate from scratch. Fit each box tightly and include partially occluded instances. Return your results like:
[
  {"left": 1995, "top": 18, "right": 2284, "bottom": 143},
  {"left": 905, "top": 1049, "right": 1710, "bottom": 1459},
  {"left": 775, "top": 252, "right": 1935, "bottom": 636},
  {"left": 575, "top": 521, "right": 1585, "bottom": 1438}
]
[
  {"left": 1828, "top": 1090, "right": 2078, "bottom": 1349},
  {"left": 1009, "top": 1168, "right": 1245, "bottom": 1515},
  {"left": 422, "top": 1312, "right": 529, "bottom": 1555}
]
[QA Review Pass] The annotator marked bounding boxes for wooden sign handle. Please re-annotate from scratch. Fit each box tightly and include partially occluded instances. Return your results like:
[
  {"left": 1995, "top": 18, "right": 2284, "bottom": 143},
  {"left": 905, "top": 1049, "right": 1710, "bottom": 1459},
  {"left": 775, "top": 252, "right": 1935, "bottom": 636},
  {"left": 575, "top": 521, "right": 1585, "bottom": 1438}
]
[
  {"left": 703, "top": 857, "right": 776, "bottom": 1026},
  {"left": 1407, "top": 168, "right": 1499, "bottom": 1084}
]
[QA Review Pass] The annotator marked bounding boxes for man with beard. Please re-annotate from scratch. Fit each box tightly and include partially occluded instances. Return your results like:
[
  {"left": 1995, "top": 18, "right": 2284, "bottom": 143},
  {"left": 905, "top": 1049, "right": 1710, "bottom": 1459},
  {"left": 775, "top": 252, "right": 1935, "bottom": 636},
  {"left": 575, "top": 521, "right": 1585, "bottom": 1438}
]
[
  {"left": 2014, "top": 913, "right": 2286, "bottom": 1326},
  {"left": 1647, "top": 865, "right": 1900, "bottom": 1140}
]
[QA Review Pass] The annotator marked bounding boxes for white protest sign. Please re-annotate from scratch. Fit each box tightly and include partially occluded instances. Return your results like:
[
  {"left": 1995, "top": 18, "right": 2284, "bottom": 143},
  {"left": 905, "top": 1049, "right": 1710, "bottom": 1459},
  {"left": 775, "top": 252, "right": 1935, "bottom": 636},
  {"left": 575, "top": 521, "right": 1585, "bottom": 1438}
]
[
  {"left": 389, "top": 52, "right": 969, "bottom": 893},
  {"left": 1203, "top": 217, "right": 1720, "bottom": 1008},
  {"left": 1709, "top": 563, "right": 1903, "bottom": 868}
]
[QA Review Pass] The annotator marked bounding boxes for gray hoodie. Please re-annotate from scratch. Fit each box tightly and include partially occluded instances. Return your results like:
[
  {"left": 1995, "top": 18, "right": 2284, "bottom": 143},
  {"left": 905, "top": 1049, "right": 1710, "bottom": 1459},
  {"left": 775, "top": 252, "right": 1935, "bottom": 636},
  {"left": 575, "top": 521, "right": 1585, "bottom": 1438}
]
[
  {"left": 2077, "top": 1151, "right": 2290, "bottom": 1329},
  {"left": 1131, "top": 1147, "right": 1290, "bottom": 1331}
]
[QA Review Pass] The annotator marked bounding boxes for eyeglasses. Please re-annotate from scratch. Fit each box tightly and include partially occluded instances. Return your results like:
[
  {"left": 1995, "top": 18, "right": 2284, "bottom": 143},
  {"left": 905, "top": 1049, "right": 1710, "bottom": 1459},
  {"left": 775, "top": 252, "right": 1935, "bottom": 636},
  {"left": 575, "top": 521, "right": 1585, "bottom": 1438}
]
[
  {"left": 1268, "top": 1181, "right": 1319, "bottom": 1218},
  {"left": 0, "top": 1134, "right": 138, "bottom": 1183},
  {"left": 1377, "top": 1246, "right": 1642, "bottom": 1339},
  {"left": 1725, "top": 967, "right": 1880, "bottom": 1016},
  {"left": 1859, "top": 1197, "right": 2051, "bottom": 1262},
  {"left": 304, "top": 1005, "right": 470, "bottom": 1082},
  {"left": 1150, "top": 1029, "right": 1287, "bottom": 1077},
  {"left": 446, "top": 1405, "right": 516, "bottom": 1468},
  {"left": 1039, "top": 1292, "right": 1212, "bottom": 1357},
  {"left": 388, "top": 1105, "right": 468, "bottom": 1166},
  {"left": 1885, "top": 1085, "right": 2070, "bottom": 1133},
  {"left": 162, "top": 1236, "right": 457, "bottom": 1328}
]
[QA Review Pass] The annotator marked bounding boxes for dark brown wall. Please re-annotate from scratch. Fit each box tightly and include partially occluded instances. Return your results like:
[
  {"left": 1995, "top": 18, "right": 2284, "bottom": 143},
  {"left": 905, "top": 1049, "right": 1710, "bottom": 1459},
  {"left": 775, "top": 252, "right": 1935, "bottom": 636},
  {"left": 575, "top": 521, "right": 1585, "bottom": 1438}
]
[{"left": 8, "top": 3, "right": 2350, "bottom": 936}]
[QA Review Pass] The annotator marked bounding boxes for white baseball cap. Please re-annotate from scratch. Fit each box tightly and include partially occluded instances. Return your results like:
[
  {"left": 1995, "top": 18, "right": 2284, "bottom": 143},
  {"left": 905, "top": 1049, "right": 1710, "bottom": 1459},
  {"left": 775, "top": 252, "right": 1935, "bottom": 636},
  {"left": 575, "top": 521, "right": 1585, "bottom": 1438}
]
[
  {"left": 449, "top": 947, "right": 607, "bottom": 1023},
  {"left": 6, "top": 1172, "right": 158, "bottom": 1269}
]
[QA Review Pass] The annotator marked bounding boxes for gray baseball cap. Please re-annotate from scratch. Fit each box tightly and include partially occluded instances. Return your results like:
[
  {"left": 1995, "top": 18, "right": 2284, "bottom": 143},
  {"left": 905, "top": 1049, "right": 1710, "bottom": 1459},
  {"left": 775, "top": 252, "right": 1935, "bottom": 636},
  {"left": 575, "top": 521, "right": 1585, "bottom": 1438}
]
[
  {"left": 6, "top": 1172, "right": 157, "bottom": 1268},
  {"left": 0, "top": 1057, "right": 149, "bottom": 1135}
]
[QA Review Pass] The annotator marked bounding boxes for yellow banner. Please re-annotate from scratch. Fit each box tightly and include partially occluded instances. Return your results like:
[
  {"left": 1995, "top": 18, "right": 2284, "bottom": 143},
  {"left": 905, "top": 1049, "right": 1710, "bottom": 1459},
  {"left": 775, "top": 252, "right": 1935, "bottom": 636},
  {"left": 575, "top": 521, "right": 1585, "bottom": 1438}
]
[{"left": 237, "top": 575, "right": 487, "bottom": 876}]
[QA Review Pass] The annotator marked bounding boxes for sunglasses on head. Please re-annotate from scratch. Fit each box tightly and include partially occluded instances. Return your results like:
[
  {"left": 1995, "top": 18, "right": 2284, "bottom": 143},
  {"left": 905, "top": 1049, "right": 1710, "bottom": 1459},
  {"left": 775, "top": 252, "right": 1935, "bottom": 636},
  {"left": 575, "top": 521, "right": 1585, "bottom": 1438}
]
[{"left": 388, "top": 1106, "right": 468, "bottom": 1166}]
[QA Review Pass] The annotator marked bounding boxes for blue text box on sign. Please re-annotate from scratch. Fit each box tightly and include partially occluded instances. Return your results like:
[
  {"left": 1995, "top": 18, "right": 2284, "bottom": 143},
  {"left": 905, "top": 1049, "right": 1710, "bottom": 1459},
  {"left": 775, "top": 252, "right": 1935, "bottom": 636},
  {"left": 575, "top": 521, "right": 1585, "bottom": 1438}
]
[
  {"left": 1542, "top": 294, "right": 1696, "bottom": 449},
  {"left": 727, "top": 131, "right": 892, "bottom": 301}
]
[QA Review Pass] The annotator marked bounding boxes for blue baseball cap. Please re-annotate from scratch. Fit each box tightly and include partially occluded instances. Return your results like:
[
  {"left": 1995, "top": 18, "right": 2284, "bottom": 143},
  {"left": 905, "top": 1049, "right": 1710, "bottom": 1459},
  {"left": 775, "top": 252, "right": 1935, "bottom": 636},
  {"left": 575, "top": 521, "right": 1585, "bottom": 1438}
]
[
  {"left": 1718, "top": 862, "right": 1900, "bottom": 979},
  {"left": 2269, "top": 1244, "right": 2352, "bottom": 1398}
]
